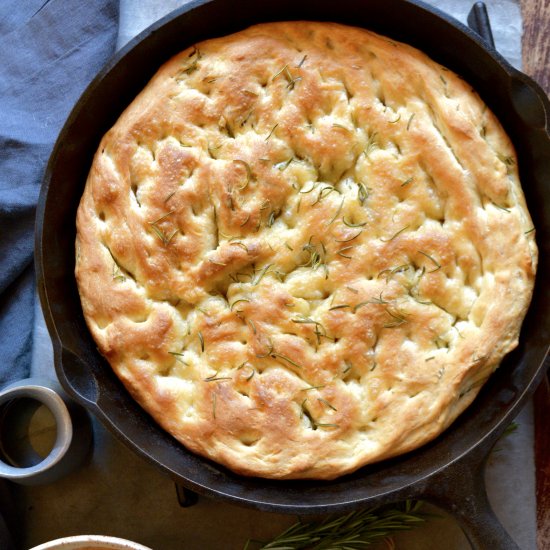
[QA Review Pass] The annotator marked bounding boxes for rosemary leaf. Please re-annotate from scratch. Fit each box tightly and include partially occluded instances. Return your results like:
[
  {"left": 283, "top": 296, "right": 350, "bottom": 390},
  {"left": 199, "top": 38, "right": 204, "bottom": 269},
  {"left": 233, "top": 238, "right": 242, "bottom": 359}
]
[
  {"left": 380, "top": 225, "right": 410, "bottom": 242},
  {"left": 343, "top": 217, "right": 367, "bottom": 228},
  {"left": 265, "top": 123, "right": 279, "bottom": 141},
  {"left": 406, "top": 113, "right": 415, "bottom": 131}
]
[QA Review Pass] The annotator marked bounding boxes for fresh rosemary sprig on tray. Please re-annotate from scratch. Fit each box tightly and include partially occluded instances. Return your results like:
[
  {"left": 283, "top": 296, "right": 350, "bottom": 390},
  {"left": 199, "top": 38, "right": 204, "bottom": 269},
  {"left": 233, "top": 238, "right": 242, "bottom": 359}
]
[{"left": 244, "top": 500, "right": 431, "bottom": 549}]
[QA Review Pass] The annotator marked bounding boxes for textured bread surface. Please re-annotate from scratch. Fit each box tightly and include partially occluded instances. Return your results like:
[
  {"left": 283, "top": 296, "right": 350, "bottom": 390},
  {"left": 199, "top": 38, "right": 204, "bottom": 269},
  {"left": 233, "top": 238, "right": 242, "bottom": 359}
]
[{"left": 75, "top": 21, "right": 537, "bottom": 479}]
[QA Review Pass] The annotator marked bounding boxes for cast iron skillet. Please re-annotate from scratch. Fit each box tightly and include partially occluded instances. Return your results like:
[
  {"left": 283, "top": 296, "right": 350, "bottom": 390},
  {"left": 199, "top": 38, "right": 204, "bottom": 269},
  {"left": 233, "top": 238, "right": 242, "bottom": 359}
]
[{"left": 35, "top": 0, "right": 550, "bottom": 548}]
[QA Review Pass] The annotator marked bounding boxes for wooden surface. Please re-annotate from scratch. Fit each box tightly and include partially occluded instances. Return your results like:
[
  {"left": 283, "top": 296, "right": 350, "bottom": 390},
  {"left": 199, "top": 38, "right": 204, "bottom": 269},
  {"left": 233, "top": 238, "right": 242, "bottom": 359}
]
[
  {"left": 520, "top": 0, "right": 550, "bottom": 95},
  {"left": 519, "top": 1, "right": 550, "bottom": 548}
]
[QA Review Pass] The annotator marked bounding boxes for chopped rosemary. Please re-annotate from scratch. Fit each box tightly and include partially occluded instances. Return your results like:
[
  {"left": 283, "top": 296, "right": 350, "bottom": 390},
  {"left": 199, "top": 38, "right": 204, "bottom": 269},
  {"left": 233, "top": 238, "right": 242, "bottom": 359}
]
[
  {"left": 247, "top": 318, "right": 257, "bottom": 334},
  {"left": 111, "top": 258, "right": 125, "bottom": 282},
  {"left": 312, "top": 184, "right": 338, "bottom": 205},
  {"left": 299, "top": 181, "right": 317, "bottom": 194},
  {"left": 149, "top": 210, "right": 175, "bottom": 225},
  {"left": 407, "top": 113, "right": 415, "bottom": 130},
  {"left": 524, "top": 227, "right": 535, "bottom": 235},
  {"left": 364, "top": 132, "right": 378, "bottom": 157},
  {"left": 164, "top": 190, "right": 177, "bottom": 203},
  {"left": 357, "top": 182, "right": 370, "bottom": 205},
  {"left": 267, "top": 211, "right": 276, "bottom": 227},
  {"left": 418, "top": 250, "right": 441, "bottom": 272},
  {"left": 179, "top": 46, "right": 201, "bottom": 75},
  {"left": 168, "top": 351, "right": 189, "bottom": 365},
  {"left": 380, "top": 225, "right": 410, "bottom": 242},
  {"left": 204, "top": 373, "right": 232, "bottom": 382},
  {"left": 401, "top": 177, "right": 414, "bottom": 187},
  {"left": 383, "top": 308, "right": 407, "bottom": 328},
  {"left": 272, "top": 64, "right": 289, "bottom": 80},
  {"left": 389, "top": 113, "right": 401, "bottom": 124},
  {"left": 230, "top": 298, "right": 251, "bottom": 311},
  {"left": 329, "top": 304, "right": 350, "bottom": 311},
  {"left": 150, "top": 224, "right": 170, "bottom": 245},
  {"left": 233, "top": 159, "right": 253, "bottom": 189},
  {"left": 296, "top": 54, "right": 308, "bottom": 68},
  {"left": 492, "top": 202, "right": 511, "bottom": 212},
  {"left": 378, "top": 264, "right": 410, "bottom": 281},
  {"left": 318, "top": 397, "right": 337, "bottom": 411},
  {"left": 286, "top": 75, "right": 302, "bottom": 90},
  {"left": 291, "top": 316, "right": 327, "bottom": 344},
  {"left": 353, "top": 301, "right": 370, "bottom": 313},
  {"left": 198, "top": 331, "right": 204, "bottom": 352},
  {"left": 336, "top": 245, "right": 355, "bottom": 259},
  {"left": 327, "top": 198, "right": 345, "bottom": 226},
  {"left": 276, "top": 157, "right": 293, "bottom": 171},
  {"left": 343, "top": 216, "right": 367, "bottom": 228},
  {"left": 301, "top": 384, "right": 326, "bottom": 391},
  {"left": 255, "top": 337, "right": 274, "bottom": 358},
  {"left": 335, "top": 229, "right": 362, "bottom": 242},
  {"left": 252, "top": 263, "right": 272, "bottom": 285},
  {"left": 265, "top": 123, "right": 279, "bottom": 141},
  {"left": 271, "top": 352, "right": 302, "bottom": 369}
]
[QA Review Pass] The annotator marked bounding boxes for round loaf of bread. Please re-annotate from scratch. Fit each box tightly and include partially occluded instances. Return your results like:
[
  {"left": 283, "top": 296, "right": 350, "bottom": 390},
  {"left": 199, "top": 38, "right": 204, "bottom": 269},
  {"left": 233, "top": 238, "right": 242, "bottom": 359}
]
[{"left": 75, "top": 21, "right": 537, "bottom": 479}]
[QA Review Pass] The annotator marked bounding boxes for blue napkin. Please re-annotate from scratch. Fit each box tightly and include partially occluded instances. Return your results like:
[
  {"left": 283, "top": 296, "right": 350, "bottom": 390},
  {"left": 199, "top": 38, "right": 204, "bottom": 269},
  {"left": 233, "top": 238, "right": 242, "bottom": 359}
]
[{"left": 0, "top": 0, "right": 119, "bottom": 386}]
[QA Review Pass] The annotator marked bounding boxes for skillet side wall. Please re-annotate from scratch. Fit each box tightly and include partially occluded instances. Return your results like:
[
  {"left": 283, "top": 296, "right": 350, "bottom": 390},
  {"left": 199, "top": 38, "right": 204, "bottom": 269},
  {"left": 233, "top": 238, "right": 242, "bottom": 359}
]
[{"left": 36, "top": 0, "right": 550, "bottom": 512}]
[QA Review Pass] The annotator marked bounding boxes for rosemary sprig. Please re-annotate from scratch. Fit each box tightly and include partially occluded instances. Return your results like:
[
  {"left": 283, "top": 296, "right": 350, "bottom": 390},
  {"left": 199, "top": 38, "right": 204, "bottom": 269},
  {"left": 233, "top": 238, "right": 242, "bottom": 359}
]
[{"left": 245, "top": 500, "right": 430, "bottom": 549}]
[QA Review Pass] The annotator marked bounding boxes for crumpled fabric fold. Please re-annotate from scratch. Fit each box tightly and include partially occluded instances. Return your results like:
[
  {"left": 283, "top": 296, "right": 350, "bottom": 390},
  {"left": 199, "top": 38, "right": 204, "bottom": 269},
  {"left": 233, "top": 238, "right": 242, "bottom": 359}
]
[{"left": 0, "top": 0, "right": 119, "bottom": 385}]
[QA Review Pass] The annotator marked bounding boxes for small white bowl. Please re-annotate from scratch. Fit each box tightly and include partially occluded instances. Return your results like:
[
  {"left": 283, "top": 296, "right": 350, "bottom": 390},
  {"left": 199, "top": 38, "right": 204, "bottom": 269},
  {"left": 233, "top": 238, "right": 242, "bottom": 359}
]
[{"left": 29, "top": 534, "right": 153, "bottom": 550}]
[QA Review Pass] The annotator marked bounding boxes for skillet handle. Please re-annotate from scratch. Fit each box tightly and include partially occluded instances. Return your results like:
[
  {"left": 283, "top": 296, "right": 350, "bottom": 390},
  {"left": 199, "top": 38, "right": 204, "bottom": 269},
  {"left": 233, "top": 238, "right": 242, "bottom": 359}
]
[{"left": 423, "top": 454, "right": 520, "bottom": 550}]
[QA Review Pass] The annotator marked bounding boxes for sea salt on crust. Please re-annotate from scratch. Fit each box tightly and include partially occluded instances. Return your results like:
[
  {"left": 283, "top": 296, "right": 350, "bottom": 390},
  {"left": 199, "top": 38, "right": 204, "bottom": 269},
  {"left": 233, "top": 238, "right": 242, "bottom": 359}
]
[{"left": 75, "top": 21, "right": 537, "bottom": 479}]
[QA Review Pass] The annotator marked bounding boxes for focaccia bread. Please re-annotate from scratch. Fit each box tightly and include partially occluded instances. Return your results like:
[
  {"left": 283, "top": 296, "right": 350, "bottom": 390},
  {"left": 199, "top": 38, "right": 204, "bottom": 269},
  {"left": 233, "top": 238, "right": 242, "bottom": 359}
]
[{"left": 75, "top": 21, "right": 537, "bottom": 479}]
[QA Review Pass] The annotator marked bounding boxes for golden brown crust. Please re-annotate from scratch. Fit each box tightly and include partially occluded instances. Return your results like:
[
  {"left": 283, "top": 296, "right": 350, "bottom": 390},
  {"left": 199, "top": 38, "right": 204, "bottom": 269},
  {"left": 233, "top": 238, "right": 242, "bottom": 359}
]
[{"left": 75, "top": 21, "right": 537, "bottom": 479}]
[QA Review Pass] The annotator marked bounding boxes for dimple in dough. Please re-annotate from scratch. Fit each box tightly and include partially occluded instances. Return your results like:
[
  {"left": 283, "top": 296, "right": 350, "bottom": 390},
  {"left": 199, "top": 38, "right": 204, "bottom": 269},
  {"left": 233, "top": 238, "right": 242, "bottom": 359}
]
[{"left": 75, "top": 21, "right": 537, "bottom": 479}]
